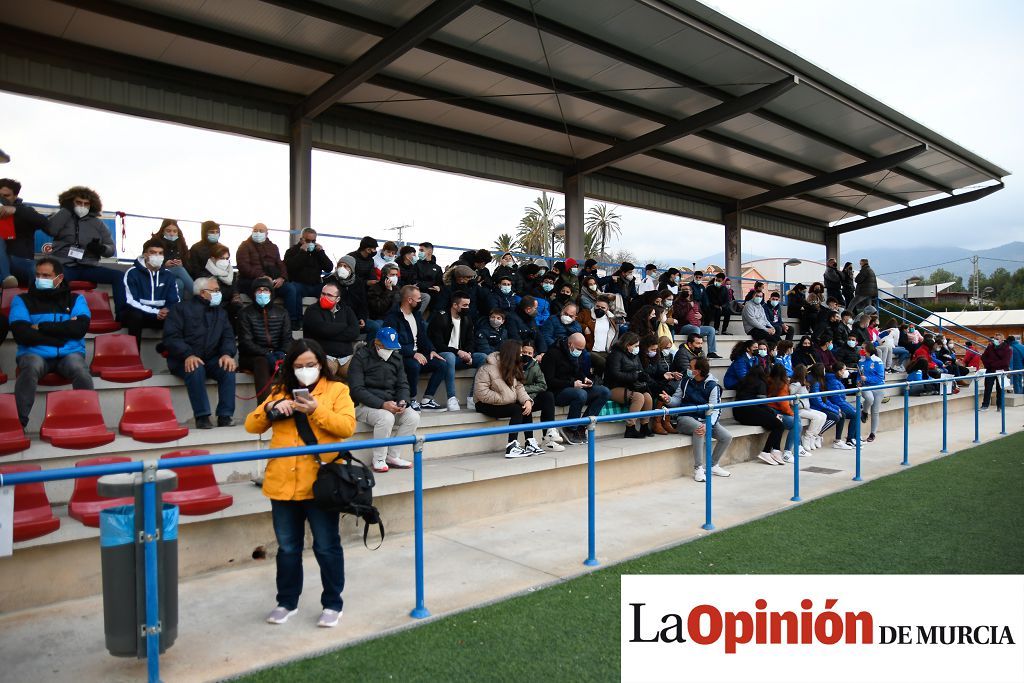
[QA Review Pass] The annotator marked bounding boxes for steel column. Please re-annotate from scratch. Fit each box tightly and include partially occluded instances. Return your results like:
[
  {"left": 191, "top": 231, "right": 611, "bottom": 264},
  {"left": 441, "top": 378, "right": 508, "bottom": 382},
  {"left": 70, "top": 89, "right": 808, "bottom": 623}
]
[
  {"left": 289, "top": 117, "right": 312, "bottom": 245},
  {"left": 724, "top": 211, "right": 741, "bottom": 280},
  {"left": 564, "top": 173, "right": 585, "bottom": 263},
  {"left": 584, "top": 419, "right": 599, "bottom": 566},
  {"left": 410, "top": 438, "right": 430, "bottom": 618}
]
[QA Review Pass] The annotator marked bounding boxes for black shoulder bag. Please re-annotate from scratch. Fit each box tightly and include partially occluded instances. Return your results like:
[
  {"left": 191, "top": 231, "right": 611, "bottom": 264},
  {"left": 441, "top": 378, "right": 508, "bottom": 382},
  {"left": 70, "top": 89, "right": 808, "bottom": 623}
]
[{"left": 292, "top": 412, "right": 385, "bottom": 549}]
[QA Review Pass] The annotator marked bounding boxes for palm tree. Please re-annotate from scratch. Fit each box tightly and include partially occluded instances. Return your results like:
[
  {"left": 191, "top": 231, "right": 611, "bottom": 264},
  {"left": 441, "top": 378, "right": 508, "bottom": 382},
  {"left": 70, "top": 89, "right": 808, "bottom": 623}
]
[
  {"left": 516, "top": 192, "right": 562, "bottom": 257},
  {"left": 493, "top": 233, "right": 515, "bottom": 255},
  {"left": 585, "top": 204, "right": 622, "bottom": 260}
]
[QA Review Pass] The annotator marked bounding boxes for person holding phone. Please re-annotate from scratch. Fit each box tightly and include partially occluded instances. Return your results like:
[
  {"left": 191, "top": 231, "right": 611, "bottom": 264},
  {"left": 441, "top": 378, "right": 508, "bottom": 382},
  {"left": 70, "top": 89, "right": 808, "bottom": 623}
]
[
  {"left": 244, "top": 339, "right": 356, "bottom": 629},
  {"left": 474, "top": 339, "right": 539, "bottom": 457},
  {"left": 346, "top": 327, "right": 420, "bottom": 472},
  {"left": 540, "top": 333, "right": 610, "bottom": 445}
]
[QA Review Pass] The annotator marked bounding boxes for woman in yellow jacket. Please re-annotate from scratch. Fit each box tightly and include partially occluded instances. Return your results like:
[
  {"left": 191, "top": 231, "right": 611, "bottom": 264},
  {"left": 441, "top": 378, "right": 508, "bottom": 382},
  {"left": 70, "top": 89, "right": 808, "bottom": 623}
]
[{"left": 245, "top": 339, "right": 356, "bottom": 629}]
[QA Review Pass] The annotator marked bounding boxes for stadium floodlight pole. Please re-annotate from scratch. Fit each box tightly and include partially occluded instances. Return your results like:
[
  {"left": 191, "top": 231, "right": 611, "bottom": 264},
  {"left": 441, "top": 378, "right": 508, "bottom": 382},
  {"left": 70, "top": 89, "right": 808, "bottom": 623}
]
[
  {"left": 584, "top": 418, "right": 599, "bottom": 566},
  {"left": 791, "top": 397, "right": 801, "bottom": 502},
  {"left": 902, "top": 385, "right": 910, "bottom": 466},
  {"left": 701, "top": 406, "right": 715, "bottom": 530},
  {"left": 410, "top": 437, "right": 430, "bottom": 619},
  {"left": 853, "top": 390, "right": 863, "bottom": 482}
]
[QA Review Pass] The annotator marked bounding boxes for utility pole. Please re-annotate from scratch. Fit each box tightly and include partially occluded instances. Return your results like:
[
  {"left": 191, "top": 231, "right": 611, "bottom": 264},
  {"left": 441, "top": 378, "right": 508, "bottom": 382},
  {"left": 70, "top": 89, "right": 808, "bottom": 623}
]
[
  {"left": 972, "top": 255, "right": 980, "bottom": 310},
  {"left": 388, "top": 224, "right": 411, "bottom": 245}
]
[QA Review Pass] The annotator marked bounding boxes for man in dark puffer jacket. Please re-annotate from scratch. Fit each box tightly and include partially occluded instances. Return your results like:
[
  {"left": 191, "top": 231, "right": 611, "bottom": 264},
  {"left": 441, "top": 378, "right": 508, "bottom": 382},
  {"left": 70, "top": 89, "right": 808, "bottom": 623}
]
[{"left": 238, "top": 277, "right": 292, "bottom": 403}]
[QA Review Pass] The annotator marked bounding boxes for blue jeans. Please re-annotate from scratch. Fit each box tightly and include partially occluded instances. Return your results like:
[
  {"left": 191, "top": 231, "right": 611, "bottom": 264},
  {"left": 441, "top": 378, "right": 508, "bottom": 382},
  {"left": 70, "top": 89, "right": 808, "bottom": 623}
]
[
  {"left": 892, "top": 347, "right": 910, "bottom": 365},
  {"left": 270, "top": 499, "right": 344, "bottom": 612},
  {"left": 437, "top": 351, "right": 487, "bottom": 400},
  {"left": 62, "top": 264, "right": 127, "bottom": 316},
  {"left": 777, "top": 413, "right": 799, "bottom": 452},
  {"left": 167, "top": 356, "right": 236, "bottom": 419},
  {"left": 403, "top": 355, "right": 448, "bottom": 399},
  {"left": 0, "top": 239, "right": 10, "bottom": 280},
  {"left": 166, "top": 265, "right": 193, "bottom": 299},
  {"left": 677, "top": 324, "right": 717, "bottom": 353},
  {"left": 1011, "top": 371, "right": 1023, "bottom": 396},
  {"left": 9, "top": 255, "right": 36, "bottom": 285},
  {"left": 554, "top": 385, "right": 610, "bottom": 420}
]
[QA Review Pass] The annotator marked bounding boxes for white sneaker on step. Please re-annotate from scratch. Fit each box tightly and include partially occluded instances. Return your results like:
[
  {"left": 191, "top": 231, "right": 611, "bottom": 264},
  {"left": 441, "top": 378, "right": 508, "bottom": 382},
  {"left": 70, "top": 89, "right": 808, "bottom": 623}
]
[
  {"left": 542, "top": 435, "right": 565, "bottom": 452},
  {"left": 711, "top": 465, "right": 731, "bottom": 477},
  {"left": 505, "top": 441, "right": 529, "bottom": 458},
  {"left": 523, "top": 438, "right": 546, "bottom": 455},
  {"left": 770, "top": 449, "right": 786, "bottom": 465},
  {"left": 694, "top": 466, "right": 706, "bottom": 482},
  {"left": 466, "top": 397, "right": 476, "bottom": 411},
  {"left": 385, "top": 455, "right": 412, "bottom": 469},
  {"left": 757, "top": 452, "right": 779, "bottom": 465},
  {"left": 546, "top": 428, "right": 564, "bottom": 444},
  {"left": 781, "top": 450, "right": 794, "bottom": 464},
  {"left": 832, "top": 440, "right": 853, "bottom": 450},
  {"left": 447, "top": 397, "right": 461, "bottom": 411}
]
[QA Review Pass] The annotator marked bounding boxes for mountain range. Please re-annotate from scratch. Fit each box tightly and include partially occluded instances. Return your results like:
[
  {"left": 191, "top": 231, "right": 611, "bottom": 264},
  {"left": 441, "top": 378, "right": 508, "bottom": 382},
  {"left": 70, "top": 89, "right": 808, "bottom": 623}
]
[{"left": 695, "top": 241, "right": 1024, "bottom": 284}]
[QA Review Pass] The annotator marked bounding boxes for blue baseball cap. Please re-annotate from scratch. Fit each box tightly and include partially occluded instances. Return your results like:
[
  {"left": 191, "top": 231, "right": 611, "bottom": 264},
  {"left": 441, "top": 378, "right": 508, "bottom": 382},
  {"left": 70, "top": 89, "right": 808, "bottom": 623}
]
[{"left": 376, "top": 327, "right": 401, "bottom": 350}]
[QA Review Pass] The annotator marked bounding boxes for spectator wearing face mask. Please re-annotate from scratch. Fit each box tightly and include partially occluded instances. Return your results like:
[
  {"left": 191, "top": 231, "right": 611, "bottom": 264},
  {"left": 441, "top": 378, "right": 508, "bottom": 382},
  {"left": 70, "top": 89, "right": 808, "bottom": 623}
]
[
  {"left": 475, "top": 308, "right": 511, "bottom": 356},
  {"left": 705, "top": 273, "right": 732, "bottom": 335},
  {"left": 427, "top": 292, "right": 488, "bottom": 411},
  {"left": 857, "top": 342, "right": 886, "bottom": 443},
  {"left": 658, "top": 268, "right": 681, "bottom": 296},
  {"left": 578, "top": 296, "right": 617, "bottom": 375},
  {"left": 325, "top": 255, "right": 373, "bottom": 339},
  {"left": 559, "top": 258, "right": 582, "bottom": 298},
  {"left": 823, "top": 258, "right": 844, "bottom": 306},
  {"left": 455, "top": 248, "right": 494, "bottom": 291},
  {"left": 0, "top": 178, "right": 48, "bottom": 287},
  {"left": 527, "top": 271, "right": 557, "bottom": 325},
  {"left": 807, "top": 362, "right": 852, "bottom": 450},
  {"left": 435, "top": 265, "right": 483, "bottom": 322},
  {"left": 396, "top": 246, "right": 418, "bottom": 287},
  {"left": 541, "top": 301, "right": 582, "bottom": 349},
  {"left": 367, "top": 263, "right": 402, "bottom": 322},
  {"left": 793, "top": 335, "right": 816, "bottom": 369},
  {"left": 519, "top": 341, "right": 564, "bottom": 452},
  {"left": 187, "top": 220, "right": 222, "bottom": 277},
  {"left": 638, "top": 264, "right": 660, "bottom": 294},
  {"left": 491, "top": 275, "right": 521, "bottom": 315},
  {"left": 122, "top": 239, "right": 180, "bottom": 351},
  {"left": 741, "top": 290, "right": 779, "bottom": 342},
  {"left": 507, "top": 296, "right": 547, "bottom": 355},
  {"left": 744, "top": 280, "right": 766, "bottom": 302},
  {"left": 492, "top": 252, "right": 519, "bottom": 290},
  {"left": 600, "top": 262, "right": 638, "bottom": 307},
  {"left": 813, "top": 335, "right": 839, "bottom": 369},
  {"left": 672, "top": 332, "right": 705, "bottom": 375},
  {"left": 825, "top": 361, "right": 859, "bottom": 447},
  {"left": 540, "top": 332, "right": 609, "bottom": 445},
  {"left": 773, "top": 340, "right": 795, "bottom": 377},
  {"left": 689, "top": 272, "right": 708, "bottom": 309},
  {"left": 640, "top": 333, "right": 679, "bottom": 434},
  {"left": 238, "top": 277, "right": 292, "bottom": 404},
  {"left": 385, "top": 285, "right": 449, "bottom": 412},
  {"left": 284, "top": 227, "right": 334, "bottom": 303},
  {"left": 1008, "top": 336, "right": 1024, "bottom": 396},
  {"left": 834, "top": 333, "right": 862, "bottom": 368},
  {"left": 723, "top": 339, "right": 758, "bottom": 390},
  {"left": 151, "top": 219, "right": 193, "bottom": 299},
  {"left": 302, "top": 281, "right": 360, "bottom": 370},
  {"left": 237, "top": 223, "right": 301, "bottom": 329},
  {"left": 674, "top": 285, "right": 721, "bottom": 357},
  {"left": 841, "top": 262, "right": 856, "bottom": 307},
  {"left": 578, "top": 274, "right": 601, "bottom": 311},
  {"left": 197, "top": 242, "right": 244, "bottom": 327},
  {"left": 347, "top": 235, "right": 380, "bottom": 287},
  {"left": 347, "top": 327, "right": 419, "bottom": 472},
  {"left": 414, "top": 242, "right": 444, "bottom": 306},
  {"left": 605, "top": 332, "right": 655, "bottom": 439},
  {"left": 980, "top": 334, "right": 1011, "bottom": 411},
  {"left": 549, "top": 283, "right": 577, "bottom": 318},
  {"left": 373, "top": 240, "right": 399, "bottom": 273},
  {"left": 664, "top": 356, "right": 732, "bottom": 481},
  {"left": 763, "top": 292, "right": 794, "bottom": 341}
]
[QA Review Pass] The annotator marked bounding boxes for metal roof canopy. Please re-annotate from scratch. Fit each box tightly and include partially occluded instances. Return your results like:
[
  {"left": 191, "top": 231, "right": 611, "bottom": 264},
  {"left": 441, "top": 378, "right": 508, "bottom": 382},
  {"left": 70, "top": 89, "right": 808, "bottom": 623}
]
[{"left": 0, "top": 0, "right": 1009, "bottom": 271}]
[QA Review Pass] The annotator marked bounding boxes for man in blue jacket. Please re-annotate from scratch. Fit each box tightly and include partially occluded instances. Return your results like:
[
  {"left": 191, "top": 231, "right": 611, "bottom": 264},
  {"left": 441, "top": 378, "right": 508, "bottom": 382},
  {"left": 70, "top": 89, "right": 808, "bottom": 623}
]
[
  {"left": 122, "top": 239, "right": 180, "bottom": 350},
  {"left": 163, "top": 276, "right": 237, "bottom": 429},
  {"left": 1008, "top": 335, "right": 1024, "bottom": 396},
  {"left": 9, "top": 257, "right": 93, "bottom": 426},
  {"left": 385, "top": 285, "right": 448, "bottom": 411},
  {"left": 541, "top": 301, "right": 582, "bottom": 349}
]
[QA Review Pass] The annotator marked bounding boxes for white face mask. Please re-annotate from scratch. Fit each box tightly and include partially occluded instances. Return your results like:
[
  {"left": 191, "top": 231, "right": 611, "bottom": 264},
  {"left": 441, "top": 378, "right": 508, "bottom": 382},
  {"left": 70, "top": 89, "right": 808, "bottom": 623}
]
[
  {"left": 215, "top": 259, "right": 230, "bottom": 271},
  {"left": 560, "top": 315, "right": 573, "bottom": 325},
  {"left": 294, "top": 366, "right": 320, "bottom": 387},
  {"left": 839, "top": 370, "right": 849, "bottom": 379},
  {"left": 147, "top": 254, "right": 164, "bottom": 269},
  {"left": 336, "top": 266, "right": 351, "bottom": 279},
  {"left": 73, "top": 205, "right": 89, "bottom": 218},
  {"left": 386, "top": 275, "right": 399, "bottom": 286},
  {"left": 377, "top": 348, "right": 394, "bottom": 361},
  {"left": 588, "top": 283, "right": 598, "bottom": 292},
  {"left": 252, "top": 232, "right": 267, "bottom": 244}
]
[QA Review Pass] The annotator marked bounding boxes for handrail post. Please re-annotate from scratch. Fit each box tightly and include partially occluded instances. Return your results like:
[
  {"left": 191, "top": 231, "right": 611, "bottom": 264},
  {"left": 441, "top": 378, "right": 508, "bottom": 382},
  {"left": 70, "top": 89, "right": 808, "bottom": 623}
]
[
  {"left": 410, "top": 437, "right": 430, "bottom": 619},
  {"left": 584, "top": 417, "right": 600, "bottom": 566},
  {"left": 940, "top": 380, "right": 948, "bottom": 453},
  {"left": 790, "top": 398, "right": 801, "bottom": 502},
  {"left": 973, "top": 375, "right": 980, "bottom": 443},
  {"left": 701, "top": 407, "right": 715, "bottom": 530},
  {"left": 902, "top": 384, "right": 910, "bottom": 466},
  {"left": 141, "top": 461, "right": 161, "bottom": 683},
  {"left": 853, "top": 389, "right": 862, "bottom": 482},
  {"left": 999, "top": 371, "right": 1007, "bottom": 435}
]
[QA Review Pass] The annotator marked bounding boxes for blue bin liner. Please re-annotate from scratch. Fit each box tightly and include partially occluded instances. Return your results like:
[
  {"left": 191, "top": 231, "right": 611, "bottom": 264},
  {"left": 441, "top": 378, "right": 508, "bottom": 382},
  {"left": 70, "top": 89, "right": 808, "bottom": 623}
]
[{"left": 99, "top": 504, "right": 179, "bottom": 547}]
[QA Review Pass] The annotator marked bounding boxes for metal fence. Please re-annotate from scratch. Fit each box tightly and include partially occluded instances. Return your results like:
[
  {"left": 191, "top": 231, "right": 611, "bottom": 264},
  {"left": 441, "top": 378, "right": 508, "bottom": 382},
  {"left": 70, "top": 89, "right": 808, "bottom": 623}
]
[{"left": 1, "top": 368, "right": 1020, "bottom": 682}]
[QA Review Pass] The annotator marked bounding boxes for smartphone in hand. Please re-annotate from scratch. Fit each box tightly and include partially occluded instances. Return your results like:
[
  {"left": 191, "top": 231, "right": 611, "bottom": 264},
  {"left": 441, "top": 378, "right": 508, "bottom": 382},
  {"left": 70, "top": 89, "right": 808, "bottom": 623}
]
[{"left": 292, "top": 388, "right": 311, "bottom": 402}]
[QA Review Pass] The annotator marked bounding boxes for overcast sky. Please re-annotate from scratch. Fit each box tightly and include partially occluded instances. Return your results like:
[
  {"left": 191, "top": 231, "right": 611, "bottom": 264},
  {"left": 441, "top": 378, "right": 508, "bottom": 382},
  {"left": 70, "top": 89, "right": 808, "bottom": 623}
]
[{"left": 1, "top": 0, "right": 1020, "bottom": 269}]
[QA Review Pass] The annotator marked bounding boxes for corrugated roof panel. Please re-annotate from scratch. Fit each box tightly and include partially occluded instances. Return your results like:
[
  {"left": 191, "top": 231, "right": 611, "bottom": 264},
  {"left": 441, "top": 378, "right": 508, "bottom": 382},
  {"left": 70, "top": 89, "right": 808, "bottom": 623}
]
[
  {"left": 158, "top": 37, "right": 262, "bottom": 82},
  {"left": 242, "top": 59, "right": 329, "bottom": 95},
  {"left": 583, "top": 174, "right": 723, "bottom": 224},
  {"left": 277, "top": 16, "right": 381, "bottom": 64},
  {"left": 338, "top": 82, "right": 404, "bottom": 111},
  {"left": 180, "top": 0, "right": 304, "bottom": 40},
  {"left": 380, "top": 48, "right": 450, "bottom": 83},
  {"left": 60, "top": 9, "right": 175, "bottom": 62}
]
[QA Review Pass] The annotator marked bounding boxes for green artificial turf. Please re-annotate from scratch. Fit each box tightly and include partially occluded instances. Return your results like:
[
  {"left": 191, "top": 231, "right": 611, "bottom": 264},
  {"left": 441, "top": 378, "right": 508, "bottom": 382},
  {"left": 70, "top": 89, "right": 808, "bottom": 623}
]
[{"left": 240, "top": 432, "right": 1024, "bottom": 682}]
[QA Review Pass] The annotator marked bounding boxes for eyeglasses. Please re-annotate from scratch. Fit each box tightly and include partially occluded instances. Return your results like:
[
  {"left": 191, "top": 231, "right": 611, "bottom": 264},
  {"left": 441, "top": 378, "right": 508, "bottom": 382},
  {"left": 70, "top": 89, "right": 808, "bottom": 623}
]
[
  {"left": 202, "top": 288, "right": 221, "bottom": 294},
  {"left": 321, "top": 292, "right": 340, "bottom": 300}
]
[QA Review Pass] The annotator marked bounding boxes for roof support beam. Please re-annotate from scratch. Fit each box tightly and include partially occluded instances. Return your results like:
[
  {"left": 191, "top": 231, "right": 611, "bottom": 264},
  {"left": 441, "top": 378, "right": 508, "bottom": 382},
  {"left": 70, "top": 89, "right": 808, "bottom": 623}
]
[
  {"left": 833, "top": 184, "right": 1004, "bottom": 234},
  {"left": 295, "top": 0, "right": 480, "bottom": 119},
  {"left": 737, "top": 144, "right": 928, "bottom": 212},
  {"left": 572, "top": 77, "right": 798, "bottom": 176}
]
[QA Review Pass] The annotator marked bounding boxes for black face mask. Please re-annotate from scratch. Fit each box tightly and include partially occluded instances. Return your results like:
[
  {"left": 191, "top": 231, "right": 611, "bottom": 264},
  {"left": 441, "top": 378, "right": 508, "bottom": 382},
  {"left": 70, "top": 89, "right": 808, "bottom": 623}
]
[
  {"left": 594, "top": 308, "right": 606, "bottom": 318},
  {"left": 521, "top": 354, "right": 532, "bottom": 365}
]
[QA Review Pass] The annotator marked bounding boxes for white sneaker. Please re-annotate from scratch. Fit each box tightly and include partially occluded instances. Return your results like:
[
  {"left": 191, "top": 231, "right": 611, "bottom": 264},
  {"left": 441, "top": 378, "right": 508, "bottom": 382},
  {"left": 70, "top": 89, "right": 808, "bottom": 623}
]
[
  {"left": 419, "top": 397, "right": 446, "bottom": 411},
  {"left": 385, "top": 455, "right": 412, "bottom": 469},
  {"left": 317, "top": 608, "right": 342, "bottom": 628},
  {"left": 372, "top": 457, "right": 388, "bottom": 473},
  {"left": 711, "top": 465, "right": 731, "bottom": 477},
  {"left": 801, "top": 436, "right": 815, "bottom": 454},
  {"left": 781, "top": 450, "right": 794, "bottom": 464},
  {"left": 832, "top": 440, "right": 853, "bottom": 450},
  {"left": 770, "top": 449, "right": 786, "bottom": 465},
  {"left": 814, "top": 435, "right": 823, "bottom": 449},
  {"left": 523, "top": 437, "right": 545, "bottom": 455},
  {"left": 466, "top": 397, "right": 476, "bottom": 411},
  {"left": 546, "top": 428, "right": 564, "bottom": 444},
  {"left": 542, "top": 434, "right": 565, "bottom": 452},
  {"left": 757, "top": 452, "right": 779, "bottom": 465},
  {"left": 505, "top": 441, "right": 529, "bottom": 458},
  {"left": 447, "top": 397, "right": 461, "bottom": 412},
  {"left": 694, "top": 466, "right": 706, "bottom": 482},
  {"left": 266, "top": 606, "right": 298, "bottom": 624}
]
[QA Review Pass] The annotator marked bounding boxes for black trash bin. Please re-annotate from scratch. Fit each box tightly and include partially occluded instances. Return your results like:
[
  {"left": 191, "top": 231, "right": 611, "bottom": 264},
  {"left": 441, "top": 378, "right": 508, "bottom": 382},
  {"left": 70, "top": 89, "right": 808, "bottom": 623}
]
[{"left": 97, "top": 470, "right": 179, "bottom": 658}]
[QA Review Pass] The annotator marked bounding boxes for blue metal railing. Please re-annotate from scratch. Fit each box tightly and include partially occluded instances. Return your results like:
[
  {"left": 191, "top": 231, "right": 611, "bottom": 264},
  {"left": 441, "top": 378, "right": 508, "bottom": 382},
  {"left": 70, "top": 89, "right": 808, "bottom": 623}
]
[
  {"left": 878, "top": 287, "right": 992, "bottom": 342},
  {"left": 0, "top": 370, "right": 1021, "bottom": 681}
]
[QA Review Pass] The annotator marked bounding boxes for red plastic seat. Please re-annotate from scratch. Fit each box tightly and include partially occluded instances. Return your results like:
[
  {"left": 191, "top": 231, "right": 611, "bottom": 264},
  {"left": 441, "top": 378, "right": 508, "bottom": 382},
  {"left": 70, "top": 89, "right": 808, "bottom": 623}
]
[
  {"left": 82, "top": 290, "right": 121, "bottom": 333},
  {"left": 91, "top": 335, "right": 153, "bottom": 383},
  {"left": 161, "top": 449, "right": 233, "bottom": 515},
  {"left": 69, "top": 280, "right": 97, "bottom": 291},
  {"left": 39, "top": 390, "right": 116, "bottom": 449},
  {"left": 0, "top": 287, "right": 29, "bottom": 319},
  {"left": 119, "top": 387, "right": 189, "bottom": 442},
  {"left": 0, "top": 464, "right": 61, "bottom": 541},
  {"left": 68, "top": 456, "right": 134, "bottom": 527},
  {"left": 0, "top": 369, "right": 7, "bottom": 385},
  {"left": 0, "top": 394, "right": 30, "bottom": 456}
]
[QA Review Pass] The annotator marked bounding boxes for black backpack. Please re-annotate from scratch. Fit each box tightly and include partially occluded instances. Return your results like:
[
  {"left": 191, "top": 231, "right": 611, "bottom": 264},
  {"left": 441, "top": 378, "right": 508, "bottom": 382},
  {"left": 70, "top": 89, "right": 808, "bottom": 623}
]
[{"left": 294, "top": 413, "right": 385, "bottom": 549}]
